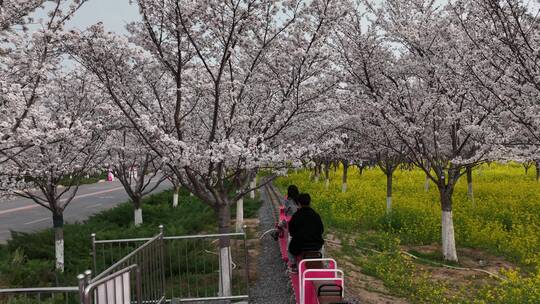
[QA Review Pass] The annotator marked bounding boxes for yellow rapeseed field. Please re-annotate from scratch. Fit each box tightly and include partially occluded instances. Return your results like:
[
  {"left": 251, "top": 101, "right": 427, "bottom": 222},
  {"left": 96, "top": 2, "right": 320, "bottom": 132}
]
[{"left": 276, "top": 163, "right": 540, "bottom": 303}]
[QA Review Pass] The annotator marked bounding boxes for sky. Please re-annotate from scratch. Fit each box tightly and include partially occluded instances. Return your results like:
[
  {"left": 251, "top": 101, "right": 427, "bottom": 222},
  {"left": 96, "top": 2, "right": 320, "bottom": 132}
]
[
  {"left": 67, "top": 0, "right": 140, "bottom": 33},
  {"left": 32, "top": 0, "right": 540, "bottom": 35},
  {"left": 33, "top": 0, "right": 141, "bottom": 34}
]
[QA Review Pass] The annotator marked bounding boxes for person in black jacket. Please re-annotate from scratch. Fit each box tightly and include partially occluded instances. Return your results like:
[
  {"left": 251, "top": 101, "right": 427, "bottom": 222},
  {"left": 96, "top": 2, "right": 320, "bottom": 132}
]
[{"left": 288, "top": 193, "right": 324, "bottom": 271}]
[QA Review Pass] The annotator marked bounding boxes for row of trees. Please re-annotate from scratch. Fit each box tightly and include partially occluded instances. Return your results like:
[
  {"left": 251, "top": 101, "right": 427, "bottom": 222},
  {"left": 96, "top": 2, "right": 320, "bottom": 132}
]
[
  {"left": 1, "top": 0, "right": 174, "bottom": 271},
  {"left": 2, "top": 0, "right": 540, "bottom": 291},
  {"left": 0, "top": 0, "right": 345, "bottom": 294},
  {"left": 305, "top": 0, "right": 540, "bottom": 263}
]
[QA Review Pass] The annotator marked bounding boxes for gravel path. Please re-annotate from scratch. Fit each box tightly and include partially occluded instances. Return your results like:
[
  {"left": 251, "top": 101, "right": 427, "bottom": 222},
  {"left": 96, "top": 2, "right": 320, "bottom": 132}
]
[{"left": 249, "top": 186, "right": 294, "bottom": 304}]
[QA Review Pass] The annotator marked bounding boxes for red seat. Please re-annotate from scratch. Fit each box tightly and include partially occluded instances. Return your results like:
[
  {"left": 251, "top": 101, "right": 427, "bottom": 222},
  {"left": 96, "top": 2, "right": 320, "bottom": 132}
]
[
  {"left": 313, "top": 281, "right": 344, "bottom": 304},
  {"left": 299, "top": 258, "right": 344, "bottom": 304}
]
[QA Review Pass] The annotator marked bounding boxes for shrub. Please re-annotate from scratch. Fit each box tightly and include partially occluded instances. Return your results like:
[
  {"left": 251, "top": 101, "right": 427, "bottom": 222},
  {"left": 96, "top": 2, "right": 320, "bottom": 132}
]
[{"left": 0, "top": 188, "right": 261, "bottom": 287}]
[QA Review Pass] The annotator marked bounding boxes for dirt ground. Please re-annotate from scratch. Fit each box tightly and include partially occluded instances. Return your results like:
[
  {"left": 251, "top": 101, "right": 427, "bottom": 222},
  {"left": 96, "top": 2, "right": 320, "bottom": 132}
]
[
  {"left": 325, "top": 234, "right": 410, "bottom": 304},
  {"left": 241, "top": 218, "right": 262, "bottom": 281},
  {"left": 324, "top": 232, "right": 518, "bottom": 303}
]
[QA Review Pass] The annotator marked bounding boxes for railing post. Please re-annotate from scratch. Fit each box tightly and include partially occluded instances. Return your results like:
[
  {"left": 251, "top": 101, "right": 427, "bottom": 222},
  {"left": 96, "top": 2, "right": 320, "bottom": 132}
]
[
  {"left": 135, "top": 266, "right": 143, "bottom": 304},
  {"left": 84, "top": 270, "right": 92, "bottom": 285},
  {"left": 82, "top": 270, "right": 92, "bottom": 304},
  {"left": 91, "top": 233, "right": 96, "bottom": 274},
  {"left": 77, "top": 274, "right": 86, "bottom": 304},
  {"left": 243, "top": 228, "right": 250, "bottom": 294},
  {"left": 158, "top": 225, "right": 166, "bottom": 300}
]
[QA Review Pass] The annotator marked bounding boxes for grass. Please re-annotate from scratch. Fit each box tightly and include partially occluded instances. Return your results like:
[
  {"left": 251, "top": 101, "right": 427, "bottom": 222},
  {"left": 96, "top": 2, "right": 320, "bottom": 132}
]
[
  {"left": 276, "top": 163, "right": 540, "bottom": 303},
  {"left": 0, "top": 187, "right": 261, "bottom": 288},
  {"left": 407, "top": 249, "right": 451, "bottom": 265}
]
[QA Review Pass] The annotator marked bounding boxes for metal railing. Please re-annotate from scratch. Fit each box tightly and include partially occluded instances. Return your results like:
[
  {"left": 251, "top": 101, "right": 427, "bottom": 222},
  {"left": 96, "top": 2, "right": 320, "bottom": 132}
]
[
  {"left": 92, "top": 229, "right": 166, "bottom": 304},
  {"left": 81, "top": 264, "right": 142, "bottom": 304},
  {"left": 163, "top": 232, "right": 249, "bottom": 302},
  {"left": 0, "top": 287, "right": 79, "bottom": 304},
  {"left": 91, "top": 228, "right": 249, "bottom": 303},
  {"left": 0, "top": 227, "right": 249, "bottom": 304},
  {"left": 0, "top": 247, "right": 153, "bottom": 304}
]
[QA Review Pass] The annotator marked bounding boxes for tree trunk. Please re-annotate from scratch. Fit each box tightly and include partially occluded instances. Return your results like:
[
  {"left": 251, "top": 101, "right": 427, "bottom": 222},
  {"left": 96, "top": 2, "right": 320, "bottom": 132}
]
[
  {"left": 534, "top": 160, "right": 540, "bottom": 182},
  {"left": 217, "top": 204, "right": 232, "bottom": 297},
  {"left": 424, "top": 165, "right": 430, "bottom": 192},
  {"left": 314, "top": 162, "right": 320, "bottom": 182},
  {"left": 249, "top": 177, "right": 256, "bottom": 199},
  {"left": 134, "top": 198, "right": 143, "bottom": 226},
  {"left": 386, "top": 171, "right": 393, "bottom": 214},
  {"left": 173, "top": 186, "right": 180, "bottom": 208},
  {"left": 466, "top": 166, "right": 474, "bottom": 202},
  {"left": 235, "top": 196, "right": 244, "bottom": 232},
  {"left": 53, "top": 213, "right": 64, "bottom": 272},
  {"left": 342, "top": 161, "right": 348, "bottom": 193},
  {"left": 324, "top": 161, "right": 330, "bottom": 190},
  {"left": 439, "top": 188, "right": 458, "bottom": 262},
  {"left": 358, "top": 165, "right": 364, "bottom": 176}
]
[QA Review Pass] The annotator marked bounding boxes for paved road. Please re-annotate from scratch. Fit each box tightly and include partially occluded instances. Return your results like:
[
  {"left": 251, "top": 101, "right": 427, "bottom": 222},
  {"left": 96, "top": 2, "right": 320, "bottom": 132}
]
[{"left": 0, "top": 178, "right": 172, "bottom": 243}]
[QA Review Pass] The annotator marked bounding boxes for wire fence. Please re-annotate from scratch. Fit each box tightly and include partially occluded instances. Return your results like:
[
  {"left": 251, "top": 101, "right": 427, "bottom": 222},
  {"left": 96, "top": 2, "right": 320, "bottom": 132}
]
[
  {"left": 0, "top": 287, "right": 80, "bottom": 304},
  {"left": 91, "top": 230, "right": 249, "bottom": 302},
  {"left": 81, "top": 264, "right": 142, "bottom": 304},
  {"left": 0, "top": 228, "right": 249, "bottom": 304},
  {"left": 92, "top": 230, "right": 165, "bottom": 304}
]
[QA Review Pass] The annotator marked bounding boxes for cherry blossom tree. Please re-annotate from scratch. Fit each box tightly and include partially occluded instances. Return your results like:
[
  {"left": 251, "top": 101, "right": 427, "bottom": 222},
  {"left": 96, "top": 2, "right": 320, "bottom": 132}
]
[
  {"left": 450, "top": 1, "right": 540, "bottom": 170},
  {"left": 0, "top": 0, "right": 93, "bottom": 272},
  {"left": 336, "top": 0, "right": 502, "bottom": 261},
  {"left": 376, "top": 147, "right": 405, "bottom": 214},
  {"left": 342, "top": 102, "right": 406, "bottom": 212},
  {"left": 0, "top": 0, "right": 45, "bottom": 31},
  {"left": 163, "top": 168, "right": 182, "bottom": 207},
  {"left": 0, "top": 71, "right": 107, "bottom": 272},
  {"left": 1, "top": 0, "right": 88, "bottom": 165},
  {"left": 336, "top": 133, "right": 355, "bottom": 193},
  {"left": 105, "top": 129, "right": 166, "bottom": 226},
  {"left": 66, "top": 0, "right": 345, "bottom": 293}
]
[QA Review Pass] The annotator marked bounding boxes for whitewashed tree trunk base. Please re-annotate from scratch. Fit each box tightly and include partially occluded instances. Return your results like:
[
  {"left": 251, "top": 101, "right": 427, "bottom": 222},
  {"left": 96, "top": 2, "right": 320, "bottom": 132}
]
[
  {"left": 442, "top": 210, "right": 458, "bottom": 262},
  {"left": 218, "top": 246, "right": 232, "bottom": 297},
  {"left": 342, "top": 182, "right": 347, "bottom": 193},
  {"left": 236, "top": 198, "right": 244, "bottom": 232},
  {"left": 386, "top": 196, "right": 392, "bottom": 214},
  {"left": 424, "top": 177, "right": 430, "bottom": 192},
  {"left": 134, "top": 208, "right": 143, "bottom": 226},
  {"left": 467, "top": 183, "right": 474, "bottom": 201},
  {"left": 55, "top": 231, "right": 64, "bottom": 272},
  {"left": 249, "top": 179, "right": 256, "bottom": 199},
  {"left": 173, "top": 193, "right": 179, "bottom": 208}
]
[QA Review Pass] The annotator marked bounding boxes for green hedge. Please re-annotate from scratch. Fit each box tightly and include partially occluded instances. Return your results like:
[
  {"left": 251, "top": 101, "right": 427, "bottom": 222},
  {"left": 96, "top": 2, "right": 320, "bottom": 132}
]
[{"left": 0, "top": 188, "right": 261, "bottom": 288}]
